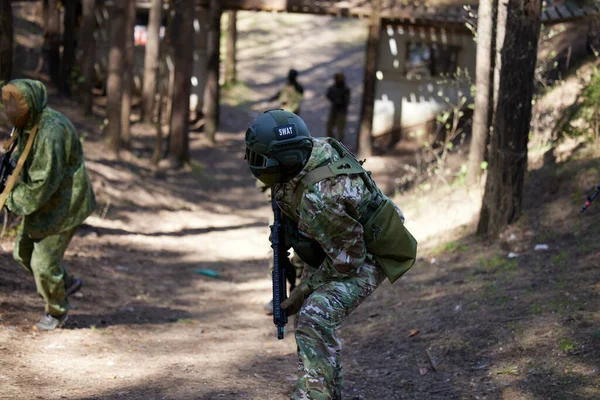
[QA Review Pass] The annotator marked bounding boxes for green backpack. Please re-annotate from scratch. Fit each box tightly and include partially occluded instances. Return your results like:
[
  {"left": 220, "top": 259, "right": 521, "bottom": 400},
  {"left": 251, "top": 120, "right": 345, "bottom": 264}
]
[{"left": 293, "top": 138, "right": 418, "bottom": 283}]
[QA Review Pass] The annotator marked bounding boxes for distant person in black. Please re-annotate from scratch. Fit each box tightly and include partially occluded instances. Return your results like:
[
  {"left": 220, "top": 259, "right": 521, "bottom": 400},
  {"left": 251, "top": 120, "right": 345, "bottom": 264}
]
[
  {"left": 326, "top": 72, "right": 350, "bottom": 144},
  {"left": 270, "top": 69, "right": 304, "bottom": 115}
]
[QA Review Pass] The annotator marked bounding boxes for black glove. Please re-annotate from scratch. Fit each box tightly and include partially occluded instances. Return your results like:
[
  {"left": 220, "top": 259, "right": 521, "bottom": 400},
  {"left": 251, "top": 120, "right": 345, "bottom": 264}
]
[{"left": 281, "top": 282, "right": 311, "bottom": 316}]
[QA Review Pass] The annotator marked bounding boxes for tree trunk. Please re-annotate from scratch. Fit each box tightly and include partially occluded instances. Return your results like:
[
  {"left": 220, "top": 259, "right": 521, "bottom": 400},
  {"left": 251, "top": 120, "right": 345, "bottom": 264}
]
[
  {"left": 106, "top": 3, "right": 126, "bottom": 155},
  {"left": 477, "top": 0, "right": 543, "bottom": 238},
  {"left": 225, "top": 10, "right": 237, "bottom": 85},
  {"left": 0, "top": 0, "right": 13, "bottom": 83},
  {"left": 168, "top": 0, "right": 195, "bottom": 166},
  {"left": 45, "top": 0, "right": 61, "bottom": 87},
  {"left": 121, "top": 0, "right": 136, "bottom": 149},
  {"left": 493, "top": 0, "right": 509, "bottom": 114},
  {"left": 141, "top": 0, "right": 163, "bottom": 123},
  {"left": 467, "top": 0, "right": 496, "bottom": 186},
  {"left": 153, "top": 48, "right": 167, "bottom": 165},
  {"left": 79, "top": 0, "right": 97, "bottom": 115},
  {"left": 60, "top": 0, "right": 78, "bottom": 96},
  {"left": 203, "top": 0, "right": 221, "bottom": 143},
  {"left": 357, "top": 0, "right": 381, "bottom": 157}
]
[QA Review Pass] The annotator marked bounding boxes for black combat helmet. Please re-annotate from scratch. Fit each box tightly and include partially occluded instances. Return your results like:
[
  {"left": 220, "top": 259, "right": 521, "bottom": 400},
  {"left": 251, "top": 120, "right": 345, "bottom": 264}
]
[{"left": 245, "top": 109, "right": 313, "bottom": 186}]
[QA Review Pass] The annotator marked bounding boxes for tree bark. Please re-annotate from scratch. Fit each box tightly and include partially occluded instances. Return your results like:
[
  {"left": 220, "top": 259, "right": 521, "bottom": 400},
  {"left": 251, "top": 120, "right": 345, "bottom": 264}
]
[
  {"left": 141, "top": 0, "right": 163, "bottom": 123},
  {"left": 493, "top": 0, "right": 509, "bottom": 114},
  {"left": 0, "top": 0, "right": 13, "bottom": 83},
  {"left": 467, "top": 0, "right": 496, "bottom": 186},
  {"left": 106, "top": 3, "right": 126, "bottom": 155},
  {"left": 79, "top": 0, "right": 97, "bottom": 115},
  {"left": 121, "top": 0, "right": 136, "bottom": 149},
  {"left": 357, "top": 0, "right": 381, "bottom": 157},
  {"left": 60, "top": 0, "right": 78, "bottom": 96},
  {"left": 225, "top": 10, "right": 237, "bottom": 85},
  {"left": 203, "top": 0, "right": 222, "bottom": 143},
  {"left": 168, "top": 0, "right": 195, "bottom": 165},
  {"left": 45, "top": 0, "right": 61, "bottom": 87},
  {"left": 477, "top": 0, "right": 543, "bottom": 238},
  {"left": 153, "top": 49, "right": 167, "bottom": 165}
]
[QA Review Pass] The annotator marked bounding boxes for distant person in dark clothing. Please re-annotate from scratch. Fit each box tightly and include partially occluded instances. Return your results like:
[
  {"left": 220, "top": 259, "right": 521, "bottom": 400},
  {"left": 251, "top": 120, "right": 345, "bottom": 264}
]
[
  {"left": 326, "top": 72, "right": 350, "bottom": 144},
  {"left": 270, "top": 69, "right": 304, "bottom": 115}
]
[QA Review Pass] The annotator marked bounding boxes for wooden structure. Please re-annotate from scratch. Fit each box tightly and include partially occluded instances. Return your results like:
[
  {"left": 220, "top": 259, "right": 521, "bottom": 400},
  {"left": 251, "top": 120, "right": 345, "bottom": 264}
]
[
  {"left": 125, "top": 0, "right": 600, "bottom": 23},
  {"left": 97, "top": 0, "right": 600, "bottom": 142}
]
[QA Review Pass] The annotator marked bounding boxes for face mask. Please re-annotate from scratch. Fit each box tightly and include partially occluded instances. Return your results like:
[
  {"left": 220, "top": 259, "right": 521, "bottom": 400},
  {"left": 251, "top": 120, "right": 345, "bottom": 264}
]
[{"left": 1, "top": 85, "right": 30, "bottom": 128}]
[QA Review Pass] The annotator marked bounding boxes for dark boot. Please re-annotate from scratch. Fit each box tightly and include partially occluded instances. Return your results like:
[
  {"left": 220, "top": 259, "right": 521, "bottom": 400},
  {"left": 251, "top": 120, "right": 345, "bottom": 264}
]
[
  {"left": 35, "top": 313, "right": 68, "bottom": 331},
  {"left": 65, "top": 277, "right": 82, "bottom": 297}
]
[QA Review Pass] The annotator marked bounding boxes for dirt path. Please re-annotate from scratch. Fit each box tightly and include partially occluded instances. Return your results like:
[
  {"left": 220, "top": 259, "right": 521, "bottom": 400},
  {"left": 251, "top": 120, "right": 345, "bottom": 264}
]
[
  {"left": 0, "top": 12, "right": 369, "bottom": 400},
  {"left": 2, "top": 11, "right": 600, "bottom": 400}
]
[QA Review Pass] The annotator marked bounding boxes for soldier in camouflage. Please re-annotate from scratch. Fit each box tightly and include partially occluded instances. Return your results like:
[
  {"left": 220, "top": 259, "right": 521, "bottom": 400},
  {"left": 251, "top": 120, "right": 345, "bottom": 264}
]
[
  {"left": 1, "top": 79, "right": 96, "bottom": 331},
  {"left": 245, "top": 110, "right": 417, "bottom": 399},
  {"left": 269, "top": 69, "right": 304, "bottom": 115},
  {"left": 255, "top": 178, "right": 308, "bottom": 315}
]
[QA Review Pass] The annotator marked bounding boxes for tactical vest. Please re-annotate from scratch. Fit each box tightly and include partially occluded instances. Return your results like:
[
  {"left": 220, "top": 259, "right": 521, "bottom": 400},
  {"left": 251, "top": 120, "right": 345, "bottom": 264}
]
[{"left": 290, "top": 138, "right": 418, "bottom": 283}]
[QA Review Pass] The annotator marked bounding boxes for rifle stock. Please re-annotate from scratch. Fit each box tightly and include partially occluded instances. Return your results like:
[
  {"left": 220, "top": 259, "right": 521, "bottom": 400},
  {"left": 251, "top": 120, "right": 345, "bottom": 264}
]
[{"left": 270, "top": 191, "right": 289, "bottom": 340}]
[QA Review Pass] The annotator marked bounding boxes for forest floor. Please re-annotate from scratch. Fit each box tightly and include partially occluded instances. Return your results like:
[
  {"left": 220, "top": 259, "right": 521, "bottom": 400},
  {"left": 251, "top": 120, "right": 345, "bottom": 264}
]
[{"left": 1, "top": 9, "right": 600, "bottom": 400}]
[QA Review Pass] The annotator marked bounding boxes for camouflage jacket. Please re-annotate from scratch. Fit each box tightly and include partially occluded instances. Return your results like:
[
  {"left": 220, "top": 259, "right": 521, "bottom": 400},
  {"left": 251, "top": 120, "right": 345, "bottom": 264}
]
[
  {"left": 6, "top": 80, "right": 97, "bottom": 238},
  {"left": 273, "top": 138, "right": 380, "bottom": 291}
]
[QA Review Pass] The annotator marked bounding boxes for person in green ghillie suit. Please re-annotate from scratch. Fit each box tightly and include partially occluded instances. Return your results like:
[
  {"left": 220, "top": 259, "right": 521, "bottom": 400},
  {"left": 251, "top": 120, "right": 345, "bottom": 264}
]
[{"left": 1, "top": 79, "right": 96, "bottom": 331}]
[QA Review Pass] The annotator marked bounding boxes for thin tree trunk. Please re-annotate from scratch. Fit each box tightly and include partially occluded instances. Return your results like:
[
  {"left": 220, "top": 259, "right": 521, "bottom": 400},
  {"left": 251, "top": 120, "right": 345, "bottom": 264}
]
[
  {"left": 168, "top": 0, "right": 194, "bottom": 166},
  {"left": 203, "top": 0, "right": 222, "bottom": 143},
  {"left": 225, "top": 10, "right": 237, "bottom": 85},
  {"left": 467, "top": 0, "right": 497, "bottom": 186},
  {"left": 45, "top": 0, "right": 61, "bottom": 87},
  {"left": 142, "top": 0, "right": 163, "bottom": 123},
  {"left": 106, "top": 3, "right": 126, "bottom": 155},
  {"left": 79, "top": 0, "right": 97, "bottom": 115},
  {"left": 153, "top": 49, "right": 166, "bottom": 165},
  {"left": 60, "top": 0, "right": 77, "bottom": 96},
  {"left": 0, "top": 0, "right": 13, "bottom": 83},
  {"left": 121, "top": 0, "right": 136, "bottom": 149},
  {"left": 493, "top": 0, "right": 509, "bottom": 115},
  {"left": 477, "top": 0, "right": 543, "bottom": 238},
  {"left": 357, "top": 0, "right": 381, "bottom": 157}
]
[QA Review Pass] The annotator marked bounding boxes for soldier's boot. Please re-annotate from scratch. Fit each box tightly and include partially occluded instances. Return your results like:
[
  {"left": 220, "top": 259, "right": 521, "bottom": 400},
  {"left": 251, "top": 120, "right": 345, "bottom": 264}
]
[
  {"left": 35, "top": 313, "right": 68, "bottom": 331},
  {"left": 65, "top": 277, "right": 82, "bottom": 297},
  {"left": 263, "top": 299, "right": 274, "bottom": 315}
]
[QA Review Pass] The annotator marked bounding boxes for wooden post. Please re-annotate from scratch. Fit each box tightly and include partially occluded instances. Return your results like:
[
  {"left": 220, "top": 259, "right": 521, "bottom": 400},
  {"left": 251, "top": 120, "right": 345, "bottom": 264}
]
[
  {"left": 225, "top": 10, "right": 237, "bottom": 85},
  {"left": 357, "top": 0, "right": 381, "bottom": 157}
]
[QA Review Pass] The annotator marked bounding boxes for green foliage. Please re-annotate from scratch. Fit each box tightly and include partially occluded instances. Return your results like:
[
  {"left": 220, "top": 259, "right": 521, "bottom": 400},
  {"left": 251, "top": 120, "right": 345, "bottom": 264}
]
[
  {"left": 551, "top": 251, "right": 569, "bottom": 269},
  {"left": 558, "top": 337, "right": 576, "bottom": 352},
  {"left": 479, "top": 255, "right": 517, "bottom": 272},
  {"left": 495, "top": 365, "right": 519, "bottom": 376},
  {"left": 433, "top": 240, "right": 469, "bottom": 255},
  {"left": 560, "top": 67, "right": 600, "bottom": 143}
]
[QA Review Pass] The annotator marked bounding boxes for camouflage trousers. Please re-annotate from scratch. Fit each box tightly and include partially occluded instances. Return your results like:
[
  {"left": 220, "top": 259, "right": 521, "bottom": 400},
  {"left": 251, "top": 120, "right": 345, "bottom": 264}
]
[
  {"left": 13, "top": 225, "right": 78, "bottom": 317},
  {"left": 292, "top": 261, "right": 386, "bottom": 400},
  {"left": 326, "top": 111, "right": 347, "bottom": 145}
]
